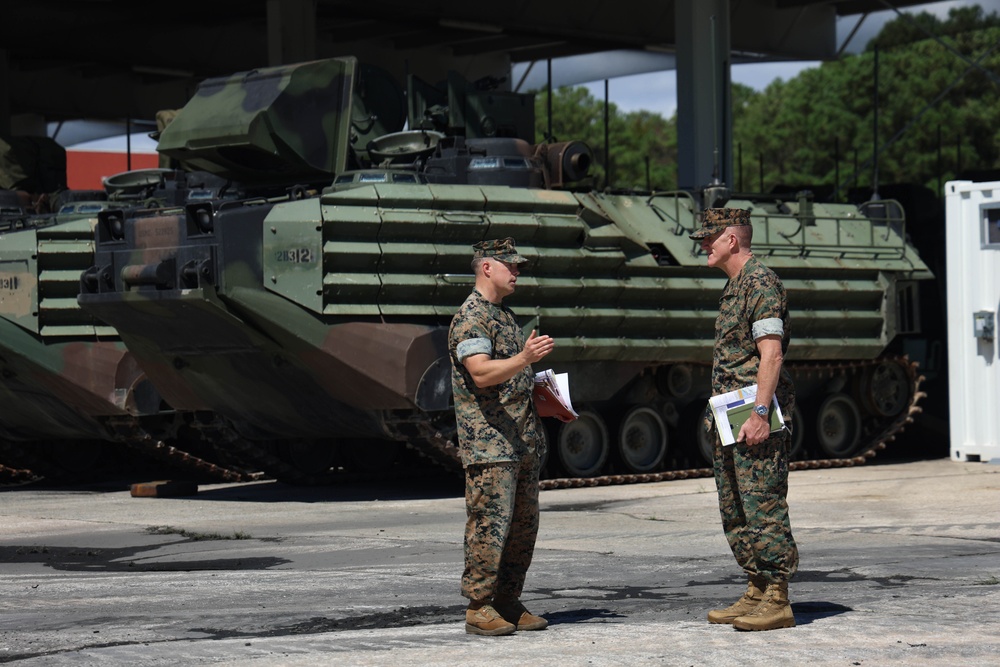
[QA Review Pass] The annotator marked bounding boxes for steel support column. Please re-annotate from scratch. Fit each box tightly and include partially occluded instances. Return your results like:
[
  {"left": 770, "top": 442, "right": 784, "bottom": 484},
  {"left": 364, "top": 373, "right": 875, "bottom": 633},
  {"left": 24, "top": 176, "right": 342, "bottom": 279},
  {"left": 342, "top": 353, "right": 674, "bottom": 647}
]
[
  {"left": 676, "top": 0, "right": 732, "bottom": 194},
  {"left": 267, "top": 0, "right": 317, "bottom": 67}
]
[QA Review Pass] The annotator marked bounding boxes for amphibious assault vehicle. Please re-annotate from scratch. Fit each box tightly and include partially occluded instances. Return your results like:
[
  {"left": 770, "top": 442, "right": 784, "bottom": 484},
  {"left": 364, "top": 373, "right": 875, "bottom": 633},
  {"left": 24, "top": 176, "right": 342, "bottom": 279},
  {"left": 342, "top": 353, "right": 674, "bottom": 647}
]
[
  {"left": 0, "top": 173, "right": 259, "bottom": 482},
  {"left": 70, "top": 56, "right": 930, "bottom": 485}
]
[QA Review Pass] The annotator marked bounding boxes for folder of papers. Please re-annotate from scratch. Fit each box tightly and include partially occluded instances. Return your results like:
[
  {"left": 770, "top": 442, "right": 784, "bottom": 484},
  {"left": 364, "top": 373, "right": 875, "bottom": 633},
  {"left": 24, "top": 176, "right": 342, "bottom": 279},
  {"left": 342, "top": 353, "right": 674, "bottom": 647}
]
[
  {"left": 708, "top": 384, "right": 785, "bottom": 446},
  {"left": 532, "top": 369, "right": 578, "bottom": 421}
]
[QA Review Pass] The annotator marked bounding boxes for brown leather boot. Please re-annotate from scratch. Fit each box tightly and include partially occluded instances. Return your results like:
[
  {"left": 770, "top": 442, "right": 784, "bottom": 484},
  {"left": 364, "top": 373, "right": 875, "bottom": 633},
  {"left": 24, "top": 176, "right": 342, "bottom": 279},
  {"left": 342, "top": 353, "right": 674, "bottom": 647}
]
[
  {"left": 465, "top": 604, "right": 516, "bottom": 636},
  {"left": 493, "top": 598, "right": 548, "bottom": 631},
  {"left": 733, "top": 581, "right": 796, "bottom": 631},
  {"left": 707, "top": 576, "right": 767, "bottom": 624}
]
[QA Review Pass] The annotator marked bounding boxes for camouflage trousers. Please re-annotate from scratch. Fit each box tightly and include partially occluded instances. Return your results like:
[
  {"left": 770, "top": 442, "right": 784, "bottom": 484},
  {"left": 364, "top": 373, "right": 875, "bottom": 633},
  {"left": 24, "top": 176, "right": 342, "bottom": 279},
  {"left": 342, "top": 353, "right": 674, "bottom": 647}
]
[
  {"left": 461, "top": 454, "right": 540, "bottom": 602},
  {"left": 713, "top": 430, "right": 799, "bottom": 583}
]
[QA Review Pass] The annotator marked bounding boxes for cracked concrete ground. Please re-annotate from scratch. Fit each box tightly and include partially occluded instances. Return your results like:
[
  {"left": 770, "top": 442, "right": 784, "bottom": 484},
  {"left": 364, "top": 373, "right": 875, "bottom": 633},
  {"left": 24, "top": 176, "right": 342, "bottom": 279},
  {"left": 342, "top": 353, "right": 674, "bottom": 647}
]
[{"left": 0, "top": 456, "right": 997, "bottom": 666}]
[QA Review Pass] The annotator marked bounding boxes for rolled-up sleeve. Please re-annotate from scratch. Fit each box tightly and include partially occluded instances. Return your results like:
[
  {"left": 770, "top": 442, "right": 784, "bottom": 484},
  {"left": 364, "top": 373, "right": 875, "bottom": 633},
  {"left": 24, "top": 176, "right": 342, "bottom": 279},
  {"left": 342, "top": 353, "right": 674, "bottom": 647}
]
[
  {"left": 752, "top": 317, "right": 784, "bottom": 340},
  {"left": 457, "top": 337, "right": 493, "bottom": 362}
]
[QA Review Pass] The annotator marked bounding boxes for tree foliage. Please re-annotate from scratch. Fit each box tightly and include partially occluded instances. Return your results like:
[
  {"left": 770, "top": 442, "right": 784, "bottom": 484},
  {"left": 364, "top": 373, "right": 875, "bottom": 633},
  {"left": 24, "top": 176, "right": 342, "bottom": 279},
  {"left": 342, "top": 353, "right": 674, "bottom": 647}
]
[
  {"left": 734, "top": 6, "right": 1000, "bottom": 196},
  {"left": 533, "top": 5, "right": 1000, "bottom": 197}
]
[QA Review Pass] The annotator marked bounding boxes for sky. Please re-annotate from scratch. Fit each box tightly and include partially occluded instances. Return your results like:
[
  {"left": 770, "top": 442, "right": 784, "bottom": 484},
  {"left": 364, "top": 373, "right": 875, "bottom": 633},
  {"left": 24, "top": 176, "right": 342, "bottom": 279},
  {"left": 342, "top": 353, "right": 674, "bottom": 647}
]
[
  {"left": 581, "top": 0, "right": 995, "bottom": 119},
  {"left": 68, "top": 0, "right": 995, "bottom": 152}
]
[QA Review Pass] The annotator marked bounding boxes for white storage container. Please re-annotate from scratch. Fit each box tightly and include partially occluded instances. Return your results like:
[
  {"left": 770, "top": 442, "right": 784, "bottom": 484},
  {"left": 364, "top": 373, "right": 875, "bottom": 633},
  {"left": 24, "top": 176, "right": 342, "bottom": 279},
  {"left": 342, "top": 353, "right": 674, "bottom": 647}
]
[{"left": 944, "top": 180, "right": 1000, "bottom": 462}]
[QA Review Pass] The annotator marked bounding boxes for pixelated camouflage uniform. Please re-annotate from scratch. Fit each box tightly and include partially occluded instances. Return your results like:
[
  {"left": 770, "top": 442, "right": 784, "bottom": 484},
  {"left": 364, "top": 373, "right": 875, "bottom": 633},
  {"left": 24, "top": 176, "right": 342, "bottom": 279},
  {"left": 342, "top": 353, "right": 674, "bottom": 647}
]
[
  {"left": 449, "top": 288, "right": 544, "bottom": 602},
  {"left": 711, "top": 255, "right": 799, "bottom": 584}
]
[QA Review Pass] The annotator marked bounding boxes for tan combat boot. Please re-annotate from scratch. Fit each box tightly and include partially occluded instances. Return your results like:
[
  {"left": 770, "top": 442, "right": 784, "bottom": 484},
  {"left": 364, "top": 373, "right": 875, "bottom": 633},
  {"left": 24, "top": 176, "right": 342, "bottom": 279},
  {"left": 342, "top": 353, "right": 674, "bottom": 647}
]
[
  {"left": 732, "top": 581, "right": 796, "bottom": 631},
  {"left": 493, "top": 598, "right": 549, "bottom": 631},
  {"left": 465, "top": 604, "right": 516, "bottom": 636},
  {"left": 707, "top": 576, "right": 767, "bottom": 624}
]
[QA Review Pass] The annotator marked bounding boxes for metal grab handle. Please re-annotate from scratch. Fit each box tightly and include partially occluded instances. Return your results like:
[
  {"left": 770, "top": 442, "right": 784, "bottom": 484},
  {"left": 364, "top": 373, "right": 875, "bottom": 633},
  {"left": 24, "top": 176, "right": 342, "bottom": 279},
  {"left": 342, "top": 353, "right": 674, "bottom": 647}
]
[{"left": 437, "top": 273, "right": 475, "bottom": 284}]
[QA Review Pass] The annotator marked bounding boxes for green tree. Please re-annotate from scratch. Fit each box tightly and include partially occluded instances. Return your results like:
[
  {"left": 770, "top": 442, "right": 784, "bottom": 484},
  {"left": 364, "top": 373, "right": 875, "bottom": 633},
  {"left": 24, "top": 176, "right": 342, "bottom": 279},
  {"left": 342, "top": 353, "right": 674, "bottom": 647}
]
[
  {"left": 533, "top": 86, "right": 677, "bottom": 191},
  {"left": 733, "top": 6, "right": 1000, "bottom": 197},
  {"left": 528, "top": 6, "right": 1000, "bottom": 198}
]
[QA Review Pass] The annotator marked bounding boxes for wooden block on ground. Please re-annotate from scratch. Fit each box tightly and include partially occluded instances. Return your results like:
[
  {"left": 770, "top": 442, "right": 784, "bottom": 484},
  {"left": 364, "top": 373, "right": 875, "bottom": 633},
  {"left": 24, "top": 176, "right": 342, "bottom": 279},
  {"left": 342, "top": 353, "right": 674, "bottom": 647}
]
[{"left": 130, "top": 480, "right": 199, "bottom": 498}]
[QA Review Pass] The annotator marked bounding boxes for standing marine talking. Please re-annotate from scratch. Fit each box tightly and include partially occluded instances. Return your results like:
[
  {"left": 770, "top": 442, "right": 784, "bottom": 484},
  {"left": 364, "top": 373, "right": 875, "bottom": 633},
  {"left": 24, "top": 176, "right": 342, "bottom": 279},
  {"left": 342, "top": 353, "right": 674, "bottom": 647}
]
[
  {"left": 448, "top": 237, "right": 553, "bottom": 636},
  {"left": 690, "top": 208, "right": 799, "bottom": 632}
]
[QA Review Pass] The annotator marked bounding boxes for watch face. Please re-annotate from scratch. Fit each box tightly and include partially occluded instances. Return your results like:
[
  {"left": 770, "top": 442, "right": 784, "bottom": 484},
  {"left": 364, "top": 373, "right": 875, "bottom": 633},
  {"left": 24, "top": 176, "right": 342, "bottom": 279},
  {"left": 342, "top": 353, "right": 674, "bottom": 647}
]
[{"left": 754, "top": 405, "right": 768, "bottom": 417}]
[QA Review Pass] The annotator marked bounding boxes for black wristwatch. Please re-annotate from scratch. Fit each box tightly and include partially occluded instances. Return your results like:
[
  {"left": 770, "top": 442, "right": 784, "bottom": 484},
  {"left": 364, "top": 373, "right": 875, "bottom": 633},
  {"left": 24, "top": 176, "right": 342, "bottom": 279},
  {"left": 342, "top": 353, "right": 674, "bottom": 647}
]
[{"left": 753, "top": 404, "right": 769, "bottom": 418}]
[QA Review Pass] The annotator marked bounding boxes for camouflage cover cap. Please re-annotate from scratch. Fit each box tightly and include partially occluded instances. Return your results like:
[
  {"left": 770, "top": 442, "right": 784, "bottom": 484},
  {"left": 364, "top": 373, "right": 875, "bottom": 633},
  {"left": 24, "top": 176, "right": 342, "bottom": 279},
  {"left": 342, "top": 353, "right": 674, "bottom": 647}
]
[
  {"left": 689, "top": 208, "right": 752, "bottom": 240},
  {"left": 472, "top": 237, "right": 528, "bottom": 263}
]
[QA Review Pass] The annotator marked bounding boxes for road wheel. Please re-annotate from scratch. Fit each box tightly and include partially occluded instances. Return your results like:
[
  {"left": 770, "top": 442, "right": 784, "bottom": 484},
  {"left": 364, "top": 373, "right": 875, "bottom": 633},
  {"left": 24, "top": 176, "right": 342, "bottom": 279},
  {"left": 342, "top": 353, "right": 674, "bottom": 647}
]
[
  {"left": 815, "top": 393, "right": 862, "bottom": 457},
  {"left": 859, "top": 360, "right": 911, "bottom": 417},
  {"left": 555, "top": 410, "right": 609, "bottom": 477},
  {"left": 617, "top": 406, "right": 668, "bottom": 473}
]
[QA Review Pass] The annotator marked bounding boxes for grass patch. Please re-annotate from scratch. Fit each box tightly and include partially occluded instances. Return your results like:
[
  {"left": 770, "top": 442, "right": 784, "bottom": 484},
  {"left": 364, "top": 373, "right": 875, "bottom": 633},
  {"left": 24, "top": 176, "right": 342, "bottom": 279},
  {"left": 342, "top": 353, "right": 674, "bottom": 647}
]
[
  {"left": 973, "top": 575, "right": 1000, "bottom": 586},
  {"left": 145, "top": 525, "right": 252, "bottom": 541}
]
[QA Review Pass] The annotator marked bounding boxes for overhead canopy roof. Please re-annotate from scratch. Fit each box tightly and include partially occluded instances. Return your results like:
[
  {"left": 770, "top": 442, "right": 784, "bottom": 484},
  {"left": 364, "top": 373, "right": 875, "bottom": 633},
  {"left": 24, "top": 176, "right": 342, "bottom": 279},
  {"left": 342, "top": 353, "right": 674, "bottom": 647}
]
[{"left": 3, "top": 0, "right": 935, "bottom": 130}]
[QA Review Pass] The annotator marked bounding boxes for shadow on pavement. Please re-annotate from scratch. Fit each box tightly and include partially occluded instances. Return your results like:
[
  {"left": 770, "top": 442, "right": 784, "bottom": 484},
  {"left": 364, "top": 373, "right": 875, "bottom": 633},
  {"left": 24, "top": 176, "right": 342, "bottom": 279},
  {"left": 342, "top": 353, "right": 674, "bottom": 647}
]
[{"left": 792, "top": 601, "right": 852, "bottom": 625}]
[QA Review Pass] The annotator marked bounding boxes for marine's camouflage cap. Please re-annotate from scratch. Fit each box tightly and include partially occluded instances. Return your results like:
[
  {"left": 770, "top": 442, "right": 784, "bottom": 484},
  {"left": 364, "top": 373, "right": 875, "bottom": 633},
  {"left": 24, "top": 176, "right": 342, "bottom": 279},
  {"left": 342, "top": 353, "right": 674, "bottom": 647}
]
[
  {"left": 472, "top": 237, "right": 528, "bottom": 263},
  {"left": 689, "top": 207, "right": 752, "bottom": 240}
]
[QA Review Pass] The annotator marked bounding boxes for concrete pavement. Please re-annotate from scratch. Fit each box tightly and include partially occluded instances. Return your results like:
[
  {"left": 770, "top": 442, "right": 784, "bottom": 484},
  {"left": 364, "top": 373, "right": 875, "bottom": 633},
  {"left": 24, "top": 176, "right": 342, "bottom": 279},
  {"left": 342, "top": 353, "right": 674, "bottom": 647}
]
[{"left": 0, "top": 456, "right": 997, "bottom": 666}]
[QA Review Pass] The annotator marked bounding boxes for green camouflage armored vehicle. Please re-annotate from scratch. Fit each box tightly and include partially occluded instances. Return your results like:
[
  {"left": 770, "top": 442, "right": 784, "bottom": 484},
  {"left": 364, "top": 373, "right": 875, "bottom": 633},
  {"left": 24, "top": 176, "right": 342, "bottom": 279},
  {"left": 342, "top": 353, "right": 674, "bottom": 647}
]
[
  {"left": 0, "top": 209, "right": 117, "bottom": 478},
  {"left": 0, "top": 172, "right": 258, "bottom": 483},
  {"left": 77, "top": 56, "right": 932, "bottom": 484}
]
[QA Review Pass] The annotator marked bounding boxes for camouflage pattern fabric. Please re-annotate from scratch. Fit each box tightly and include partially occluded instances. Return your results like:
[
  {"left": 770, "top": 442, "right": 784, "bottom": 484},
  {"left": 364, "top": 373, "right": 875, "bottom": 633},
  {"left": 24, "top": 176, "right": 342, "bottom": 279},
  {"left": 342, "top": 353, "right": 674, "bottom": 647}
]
[
  {"left": 0, "top": 136, "right": 29, "bottom": 191},
  {"left": 713, "top": 430, "right": 798, "bottom": 583},
  {"left": 711, "top": 255, "right": 798, "bottom": 584},
  {"left": 461, "top": 456, "right": 540, "bottom": 601},
  {"left": 448, "top": 289, "right": 543, "bottom": 467},
  {"left": 472, "top": 237, "right": 528, "bottom": 263},
  {"left": 689, "top": 207, "right": 752, "bottom": 240},
  {"left": 155, "top": 109, "right": 179, "bottom": 170},
  {"left": 713, "top": 255, "right": 794, "bottom": 408},
  {"left": 0, "top": 136, "right": 66, "bottom": 195},
  {"left": 449, "top": 286, "right": 543, "bottom": 602}
]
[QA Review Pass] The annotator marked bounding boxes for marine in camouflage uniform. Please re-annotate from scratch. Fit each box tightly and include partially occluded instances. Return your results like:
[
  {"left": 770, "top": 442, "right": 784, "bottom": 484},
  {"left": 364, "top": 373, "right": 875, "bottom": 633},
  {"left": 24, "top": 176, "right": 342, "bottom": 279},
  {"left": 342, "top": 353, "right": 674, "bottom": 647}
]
[
  {"left": 448, "top": 237, "right": 554, "bottom": 636},
  {"left": 690, "top": 208, "right": 799, "bottom": 632}
]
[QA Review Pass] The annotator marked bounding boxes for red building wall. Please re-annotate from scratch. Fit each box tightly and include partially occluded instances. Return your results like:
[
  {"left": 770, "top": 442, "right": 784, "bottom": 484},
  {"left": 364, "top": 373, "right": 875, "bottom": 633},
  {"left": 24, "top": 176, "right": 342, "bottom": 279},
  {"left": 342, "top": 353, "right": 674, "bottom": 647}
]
[{"left": 66, "top": 150, "right": 159, "bottom": 190}]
